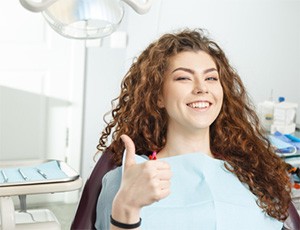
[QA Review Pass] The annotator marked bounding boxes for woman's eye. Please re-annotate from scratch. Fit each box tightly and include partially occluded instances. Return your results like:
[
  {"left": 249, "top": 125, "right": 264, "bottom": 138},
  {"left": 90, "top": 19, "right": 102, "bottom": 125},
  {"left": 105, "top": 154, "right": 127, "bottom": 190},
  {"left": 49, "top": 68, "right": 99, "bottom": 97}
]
[
  {"left": 176, "top": 76, "right": 191, "bottom": 81},
  {"left": 206, "top": 76, "right": 219, "bottom": 81}
]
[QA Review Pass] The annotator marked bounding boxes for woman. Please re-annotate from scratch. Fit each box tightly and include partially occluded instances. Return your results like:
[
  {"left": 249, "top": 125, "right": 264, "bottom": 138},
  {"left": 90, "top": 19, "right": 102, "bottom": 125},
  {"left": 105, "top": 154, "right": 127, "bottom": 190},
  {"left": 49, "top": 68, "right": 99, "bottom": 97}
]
[{"left": 95, "top": 28, "right": 291, "bottom": 229}]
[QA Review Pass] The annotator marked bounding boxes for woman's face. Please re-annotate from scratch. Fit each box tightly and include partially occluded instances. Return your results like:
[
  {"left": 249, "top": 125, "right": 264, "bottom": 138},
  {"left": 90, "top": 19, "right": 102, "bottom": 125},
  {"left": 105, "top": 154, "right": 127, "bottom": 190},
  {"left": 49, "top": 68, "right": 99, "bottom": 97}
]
[{"left": 159, "top": 51, "right": 223, "bottom": 134}]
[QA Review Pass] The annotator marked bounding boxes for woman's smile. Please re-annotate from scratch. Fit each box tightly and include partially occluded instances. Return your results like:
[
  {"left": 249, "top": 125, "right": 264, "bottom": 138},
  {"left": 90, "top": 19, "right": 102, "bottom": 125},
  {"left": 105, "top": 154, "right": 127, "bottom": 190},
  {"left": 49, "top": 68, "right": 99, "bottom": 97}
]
[{"left": 187, "top": 100, "right": 211, "bottom": 110}]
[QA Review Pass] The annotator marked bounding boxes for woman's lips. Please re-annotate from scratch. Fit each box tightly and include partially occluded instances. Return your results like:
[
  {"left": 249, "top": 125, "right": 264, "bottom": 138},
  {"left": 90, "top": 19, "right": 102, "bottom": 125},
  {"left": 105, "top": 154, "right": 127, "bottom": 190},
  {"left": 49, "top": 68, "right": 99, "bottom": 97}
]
[{"left": 187, "top": 101, "right": 211, "bottom": 109}]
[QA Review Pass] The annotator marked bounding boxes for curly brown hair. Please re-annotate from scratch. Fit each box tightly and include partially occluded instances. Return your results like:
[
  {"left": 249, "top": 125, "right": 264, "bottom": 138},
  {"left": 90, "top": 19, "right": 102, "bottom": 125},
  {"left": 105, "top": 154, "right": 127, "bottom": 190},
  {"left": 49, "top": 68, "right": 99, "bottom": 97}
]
[{"left": 97, "top": 28, "right": 291, "bottom": 220}]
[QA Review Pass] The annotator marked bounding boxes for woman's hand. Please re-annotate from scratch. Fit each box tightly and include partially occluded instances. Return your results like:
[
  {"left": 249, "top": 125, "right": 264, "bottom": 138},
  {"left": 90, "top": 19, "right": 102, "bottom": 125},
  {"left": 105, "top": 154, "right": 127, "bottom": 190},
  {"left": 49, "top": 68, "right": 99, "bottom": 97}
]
[{"left": 111, "top": 134, "right": 172, "bottom": 228}]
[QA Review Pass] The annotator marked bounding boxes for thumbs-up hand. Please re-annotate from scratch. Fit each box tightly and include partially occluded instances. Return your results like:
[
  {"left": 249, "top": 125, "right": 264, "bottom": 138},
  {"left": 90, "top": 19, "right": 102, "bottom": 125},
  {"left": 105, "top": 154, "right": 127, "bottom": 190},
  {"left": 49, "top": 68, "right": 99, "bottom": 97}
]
[{"left": 112, "top": 134, "right": 172, "bottom": 222}]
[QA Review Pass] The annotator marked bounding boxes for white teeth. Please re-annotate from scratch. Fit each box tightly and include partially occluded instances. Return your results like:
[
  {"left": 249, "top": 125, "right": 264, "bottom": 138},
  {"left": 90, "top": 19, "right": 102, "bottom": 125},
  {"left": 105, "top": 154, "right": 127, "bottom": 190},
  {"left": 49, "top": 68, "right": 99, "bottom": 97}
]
[{"left": 188, "top": 102, "right": 209, "bottom": 108}]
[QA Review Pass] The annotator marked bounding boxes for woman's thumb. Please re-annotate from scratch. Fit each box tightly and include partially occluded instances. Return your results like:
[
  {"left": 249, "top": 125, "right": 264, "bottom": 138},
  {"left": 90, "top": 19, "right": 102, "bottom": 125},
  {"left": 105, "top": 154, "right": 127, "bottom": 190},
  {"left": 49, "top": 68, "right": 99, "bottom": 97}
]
[{"left": 120, "top": 134, "right": 136, "bottom": 169}]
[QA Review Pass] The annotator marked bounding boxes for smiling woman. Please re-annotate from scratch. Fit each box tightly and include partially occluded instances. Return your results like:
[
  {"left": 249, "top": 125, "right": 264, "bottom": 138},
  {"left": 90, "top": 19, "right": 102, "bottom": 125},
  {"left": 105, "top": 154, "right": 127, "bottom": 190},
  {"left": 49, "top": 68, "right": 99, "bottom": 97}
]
[{"left": 93, "top": 28, "right": 294, "bottom": 229}]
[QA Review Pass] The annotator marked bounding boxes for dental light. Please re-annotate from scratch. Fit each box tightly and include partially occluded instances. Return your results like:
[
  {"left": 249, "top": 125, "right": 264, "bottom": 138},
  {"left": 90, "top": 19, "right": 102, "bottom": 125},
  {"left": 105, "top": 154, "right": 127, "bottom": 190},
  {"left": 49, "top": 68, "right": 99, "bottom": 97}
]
[{"left": 19, "top": 0, "right": 153, "bottom": 39}]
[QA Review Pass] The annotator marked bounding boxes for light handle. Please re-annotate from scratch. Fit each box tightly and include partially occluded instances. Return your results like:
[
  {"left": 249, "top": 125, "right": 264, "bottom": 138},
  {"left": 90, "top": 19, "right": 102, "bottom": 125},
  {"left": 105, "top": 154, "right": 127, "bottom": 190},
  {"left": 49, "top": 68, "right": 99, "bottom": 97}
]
[
  {"left": 19, "top": 0, "right": 58, "bottom": 12},
  {"left": 122, "top": 0, "right": 153, "bottom": 14}
]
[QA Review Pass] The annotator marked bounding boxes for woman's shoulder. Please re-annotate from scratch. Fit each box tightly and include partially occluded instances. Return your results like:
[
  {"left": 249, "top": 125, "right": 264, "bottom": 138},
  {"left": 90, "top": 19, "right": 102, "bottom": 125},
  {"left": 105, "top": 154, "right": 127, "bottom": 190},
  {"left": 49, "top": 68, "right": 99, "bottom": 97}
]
[{"left": 101, "top": 166, "right": 122, "bottom": 193}]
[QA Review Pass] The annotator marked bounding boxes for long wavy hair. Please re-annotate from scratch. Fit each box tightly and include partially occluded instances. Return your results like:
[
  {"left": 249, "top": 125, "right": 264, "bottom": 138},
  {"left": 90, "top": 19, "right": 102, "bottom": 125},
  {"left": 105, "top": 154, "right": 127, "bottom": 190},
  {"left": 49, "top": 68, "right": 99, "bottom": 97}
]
[{"left": 97, "top": 28, "right": 291, "bottom": 220}]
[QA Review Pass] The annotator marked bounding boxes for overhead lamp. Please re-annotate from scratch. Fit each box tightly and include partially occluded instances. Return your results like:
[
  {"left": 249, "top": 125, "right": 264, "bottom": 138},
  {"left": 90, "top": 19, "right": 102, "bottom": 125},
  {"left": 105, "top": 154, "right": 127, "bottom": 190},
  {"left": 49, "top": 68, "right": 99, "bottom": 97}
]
[{"left": 19, "top": 0, "right": 153, "bottom": 39}]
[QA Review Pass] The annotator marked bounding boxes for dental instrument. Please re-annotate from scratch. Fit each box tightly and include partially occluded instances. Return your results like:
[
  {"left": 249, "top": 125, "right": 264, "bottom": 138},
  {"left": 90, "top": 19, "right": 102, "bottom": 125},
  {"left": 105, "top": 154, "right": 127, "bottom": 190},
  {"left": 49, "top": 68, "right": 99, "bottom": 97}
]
[
  {"left": 1, "top": 170, "right": 8, "bottom": 183},
  {"left": 36, "top": 168, "right": 48, "bottom": 179},
  {"left": 18, "top": 168, "right": 28, "bottom": 181}
]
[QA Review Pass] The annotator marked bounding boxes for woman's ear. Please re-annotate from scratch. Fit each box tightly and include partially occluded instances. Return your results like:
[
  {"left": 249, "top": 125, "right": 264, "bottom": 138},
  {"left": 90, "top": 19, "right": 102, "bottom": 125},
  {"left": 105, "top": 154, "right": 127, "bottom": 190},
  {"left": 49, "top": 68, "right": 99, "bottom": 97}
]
[{"left": 157, "top": 96, "right": 164, "bottom": 108}]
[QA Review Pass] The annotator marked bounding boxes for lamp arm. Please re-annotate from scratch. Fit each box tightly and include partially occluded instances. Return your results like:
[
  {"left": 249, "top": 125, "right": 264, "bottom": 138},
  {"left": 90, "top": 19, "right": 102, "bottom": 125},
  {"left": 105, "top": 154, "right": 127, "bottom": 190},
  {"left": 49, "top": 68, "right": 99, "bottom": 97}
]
[
  {"left": 121, "top": 0, "right": 153, "bottom": 14},
  {"left": 19, "top": 0, "right": 58, "bottom": 12}
]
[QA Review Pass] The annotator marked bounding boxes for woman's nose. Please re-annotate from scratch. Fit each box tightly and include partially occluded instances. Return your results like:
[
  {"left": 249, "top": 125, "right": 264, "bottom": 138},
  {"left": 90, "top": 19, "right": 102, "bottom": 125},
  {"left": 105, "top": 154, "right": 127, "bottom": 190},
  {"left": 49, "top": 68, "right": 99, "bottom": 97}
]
[{"left": 193, "top": 80, "right": 208, "bottom": 94}]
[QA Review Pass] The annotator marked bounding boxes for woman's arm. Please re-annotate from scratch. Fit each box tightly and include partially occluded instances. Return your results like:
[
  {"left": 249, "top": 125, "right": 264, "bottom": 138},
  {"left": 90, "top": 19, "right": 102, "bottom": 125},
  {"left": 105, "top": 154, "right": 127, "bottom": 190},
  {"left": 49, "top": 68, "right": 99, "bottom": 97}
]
[{"left": 110, "top": 135, "right": 172, "bottom": 229}]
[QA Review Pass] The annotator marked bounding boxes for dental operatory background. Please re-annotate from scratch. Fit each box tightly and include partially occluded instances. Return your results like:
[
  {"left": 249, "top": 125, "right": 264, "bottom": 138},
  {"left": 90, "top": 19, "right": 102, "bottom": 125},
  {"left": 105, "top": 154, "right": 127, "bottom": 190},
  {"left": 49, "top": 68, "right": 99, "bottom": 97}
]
[{"left": 0, "top": 0, "right": 299, "bottom": 228}]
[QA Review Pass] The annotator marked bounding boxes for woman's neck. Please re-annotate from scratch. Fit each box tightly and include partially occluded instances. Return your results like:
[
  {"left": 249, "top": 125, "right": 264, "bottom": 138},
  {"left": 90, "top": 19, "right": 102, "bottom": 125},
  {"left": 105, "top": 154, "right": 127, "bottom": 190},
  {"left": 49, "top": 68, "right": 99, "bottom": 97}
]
[{"left": 158, "top": 127, "right": 213, "bottom": 159}]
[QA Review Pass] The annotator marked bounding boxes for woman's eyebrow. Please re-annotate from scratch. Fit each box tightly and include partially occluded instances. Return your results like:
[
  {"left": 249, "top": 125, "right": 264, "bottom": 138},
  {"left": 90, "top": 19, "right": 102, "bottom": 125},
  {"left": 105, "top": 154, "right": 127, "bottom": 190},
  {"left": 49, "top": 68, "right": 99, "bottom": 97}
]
[
  {"left": 171, "top": 67, "right": 194, "bottom": 74},
  {"left": 171, "top": 67, "right": 218, "bottom": 74},
  {"left": 203, "top": 68, "right": 218, "bottom": 74}
]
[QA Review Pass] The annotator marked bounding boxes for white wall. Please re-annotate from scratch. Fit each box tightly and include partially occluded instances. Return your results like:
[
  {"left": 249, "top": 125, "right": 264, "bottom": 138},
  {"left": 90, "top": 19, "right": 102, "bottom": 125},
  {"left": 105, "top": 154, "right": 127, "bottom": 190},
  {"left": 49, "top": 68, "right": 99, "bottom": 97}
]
[
  {"left": 80, "top": 14, "right": 130, "bottom": 180},
  {"left": 81, "top": 0, "right": 300, "bottom": 180}
]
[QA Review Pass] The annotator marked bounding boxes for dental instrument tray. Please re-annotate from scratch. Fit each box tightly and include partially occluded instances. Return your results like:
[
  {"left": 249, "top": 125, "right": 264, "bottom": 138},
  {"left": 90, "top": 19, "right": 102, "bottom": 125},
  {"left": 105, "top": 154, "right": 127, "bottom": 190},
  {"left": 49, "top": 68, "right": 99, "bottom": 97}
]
[{"left": 0, "top": 160, "right": 79, "bottom": 187}]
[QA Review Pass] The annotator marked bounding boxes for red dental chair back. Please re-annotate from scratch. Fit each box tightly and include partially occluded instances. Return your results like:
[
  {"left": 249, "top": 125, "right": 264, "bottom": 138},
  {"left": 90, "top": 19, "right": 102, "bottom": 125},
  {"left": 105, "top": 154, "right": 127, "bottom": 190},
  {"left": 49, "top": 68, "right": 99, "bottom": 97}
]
[{"left": 71, "top": 149, "right": 300, "bottom": 230}]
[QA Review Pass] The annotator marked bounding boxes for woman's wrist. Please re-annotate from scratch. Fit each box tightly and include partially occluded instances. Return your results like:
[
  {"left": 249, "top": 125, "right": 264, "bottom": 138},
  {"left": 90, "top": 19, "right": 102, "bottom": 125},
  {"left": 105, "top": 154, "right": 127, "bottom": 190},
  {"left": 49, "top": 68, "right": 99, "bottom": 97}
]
[{"left": 111, "top": 194, "right": 141, "bottom": 228}]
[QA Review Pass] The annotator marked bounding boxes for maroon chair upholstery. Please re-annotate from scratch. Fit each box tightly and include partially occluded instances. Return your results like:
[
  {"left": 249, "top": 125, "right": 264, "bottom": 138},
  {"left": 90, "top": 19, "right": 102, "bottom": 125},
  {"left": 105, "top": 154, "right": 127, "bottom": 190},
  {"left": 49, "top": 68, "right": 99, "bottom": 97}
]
[
  {"left": 71, "top": 149, "right": 117, "bottom": 230},
  {"left": 71, "top": 149, "right": 300, "bottom": 230},
  {"left": 283, "top": 201, "right": 300, "bottom": 230}
]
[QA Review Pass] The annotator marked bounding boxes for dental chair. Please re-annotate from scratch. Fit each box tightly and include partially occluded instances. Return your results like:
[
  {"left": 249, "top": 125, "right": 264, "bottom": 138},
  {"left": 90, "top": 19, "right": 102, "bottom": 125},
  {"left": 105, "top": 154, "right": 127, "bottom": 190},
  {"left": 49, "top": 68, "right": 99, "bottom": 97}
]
[
  {"left": 71, "top": 149, "right": 300, "bottom": 230},
  {"left": 71, "top": 149, "right": 116, "bottom": 230}
]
